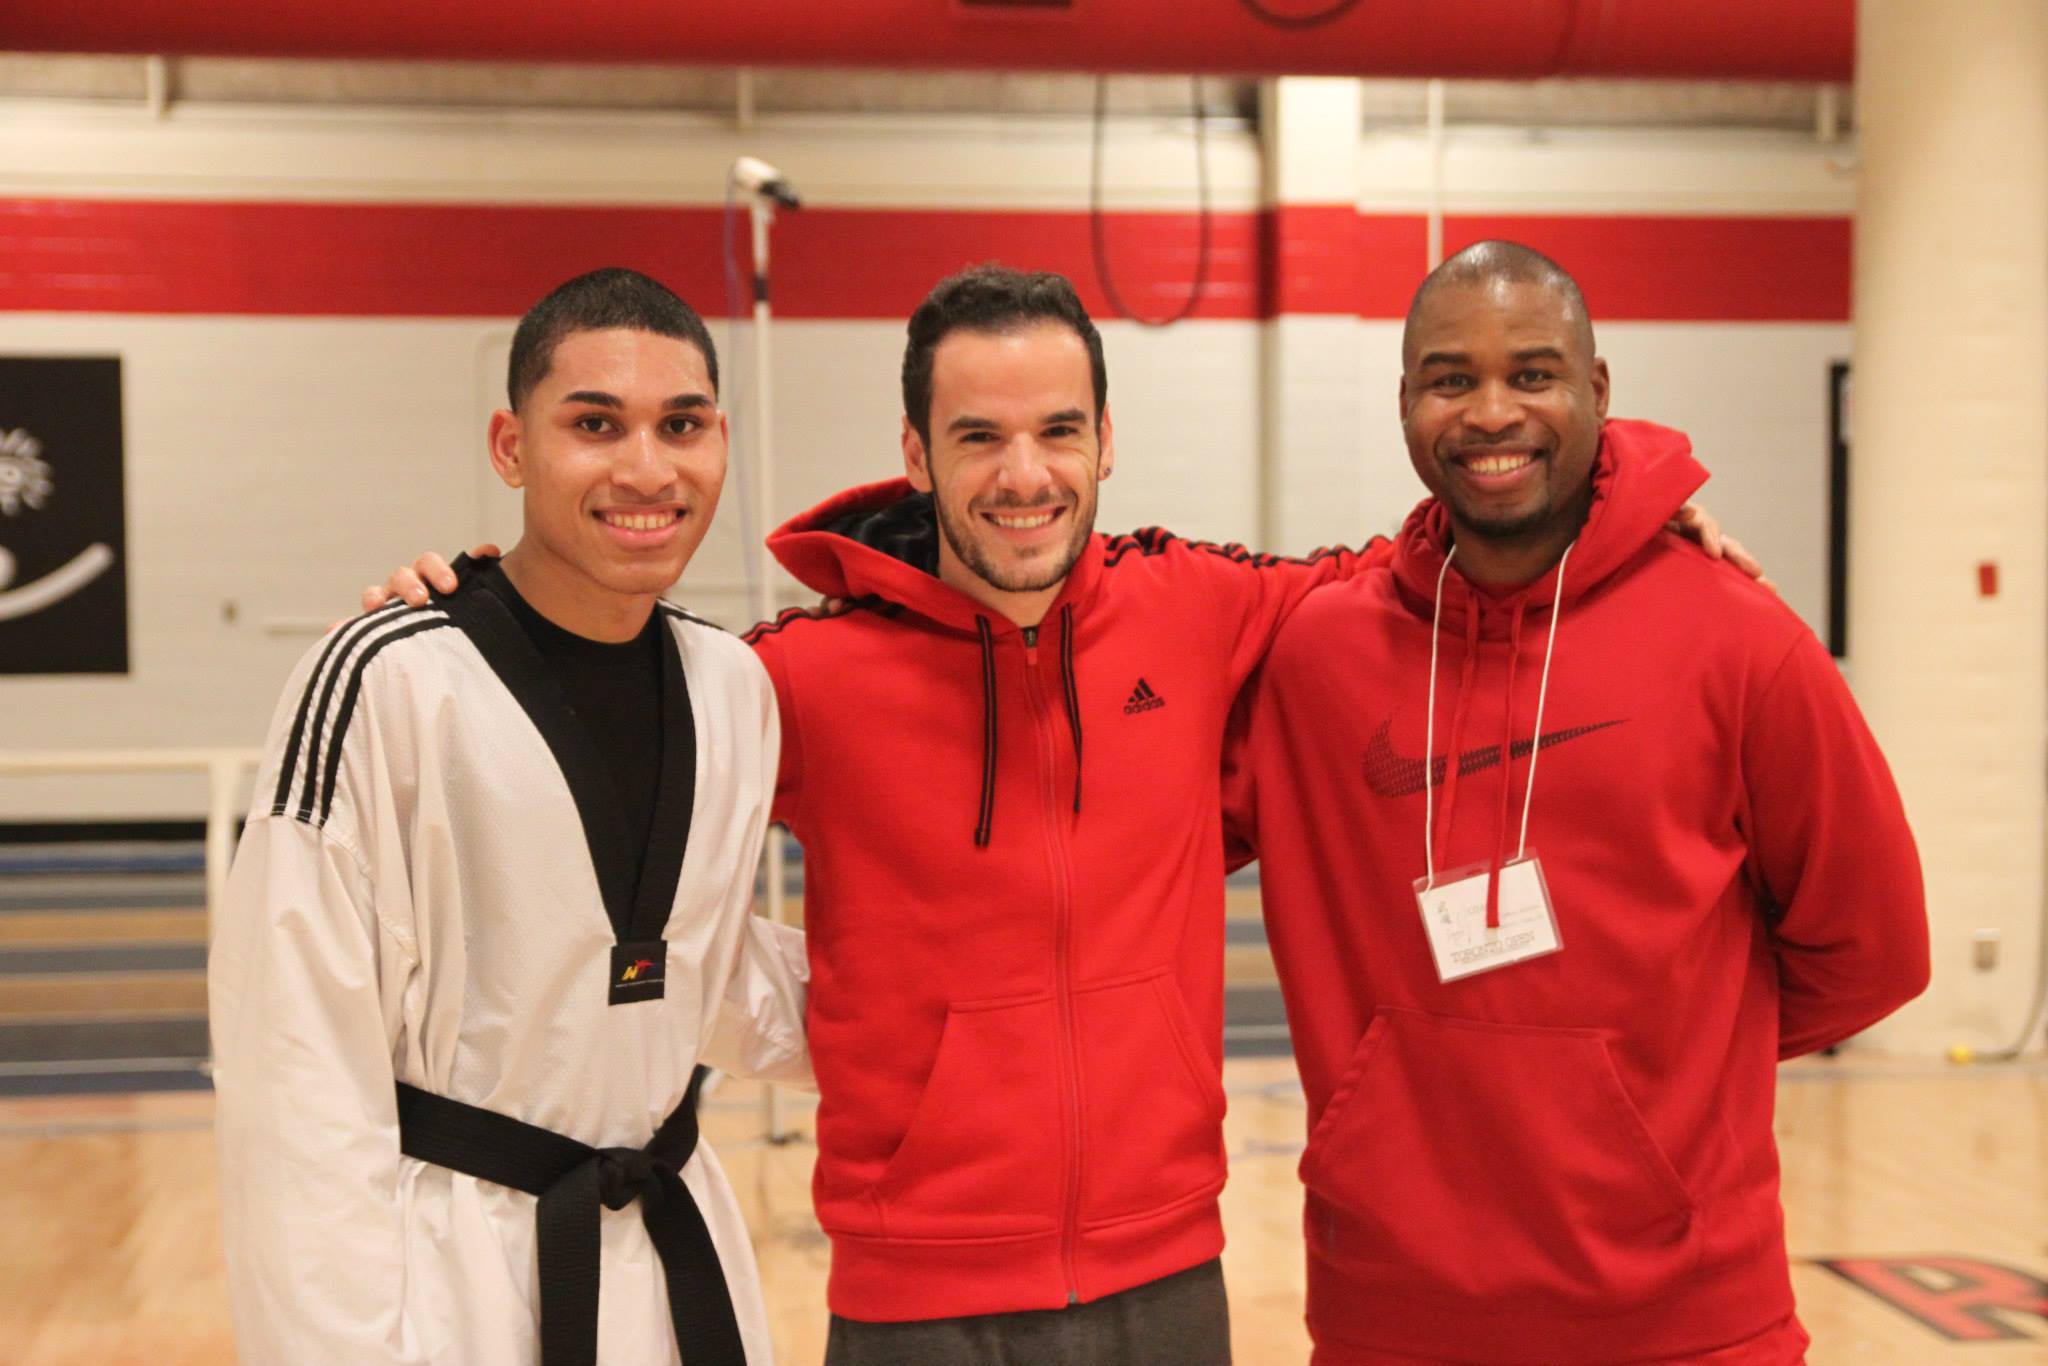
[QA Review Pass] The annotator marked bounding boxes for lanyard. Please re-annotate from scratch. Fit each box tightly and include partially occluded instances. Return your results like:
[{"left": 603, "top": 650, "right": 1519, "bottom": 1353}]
[{"left": 1420, "top": 540, "right": 1576, "bottom": 888}]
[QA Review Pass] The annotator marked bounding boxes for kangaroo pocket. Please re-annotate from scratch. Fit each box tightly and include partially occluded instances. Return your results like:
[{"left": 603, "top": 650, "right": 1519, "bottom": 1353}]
[
  {"left": 1301, "top": 1008, "right": 1698, "bottom": 1307},
  {"left": 856, "top": 991, "right": 1065, "bottom": 1242},
  {"left": 1076, "top": 968, "right": 1229, "bottom": 1227}
]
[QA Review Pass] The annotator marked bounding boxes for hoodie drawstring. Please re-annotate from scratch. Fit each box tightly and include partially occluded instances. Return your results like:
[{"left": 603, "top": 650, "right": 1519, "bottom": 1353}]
[
  {"left": 971, "top": 608, "right": 1085, "bottom": 847},
  {"left": 1059, "top": 605, "right": 1083, "bottom": 816},
  {"left": 1485, "top": 605, "right": 1529, "bottom": 928},
  {"left": 1422, "top": 548, "right": 1459, "bottom": 887},
  {"left": 973, "top": 615, "right": 998, "bottom": 848},
  {"left": 1518, "top": 541, "right": 1576, "bottom": 856}
]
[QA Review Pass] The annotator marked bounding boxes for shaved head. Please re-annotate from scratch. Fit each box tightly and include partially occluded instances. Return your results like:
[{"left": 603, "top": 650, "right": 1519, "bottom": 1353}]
[
  {"left": 1397, "top": 238, "right": 1611, "bottom": 583},
  {"left": 1403, "top": 241, "right": 1594, "bottom": 367}
]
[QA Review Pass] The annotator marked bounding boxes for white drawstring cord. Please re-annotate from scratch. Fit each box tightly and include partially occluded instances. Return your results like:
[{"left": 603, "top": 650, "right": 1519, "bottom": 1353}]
[
  {"left": 1422, "top": 545, "right": 1457, "bottom": 890},
  {"left": 1516, "top": 540, "right": 1575, "bottom": 859}
]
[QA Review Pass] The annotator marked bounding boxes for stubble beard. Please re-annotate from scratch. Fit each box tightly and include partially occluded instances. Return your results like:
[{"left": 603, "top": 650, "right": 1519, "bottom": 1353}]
[
  {"left": 935, "top": 489, "right": 1097, "bottom": 594},
  {"left": 1428, "top": 437, "right": 1554, "bottom": 543},
  {"left": 1450, "top": 490, "right": 1553, "bottom": 542}
]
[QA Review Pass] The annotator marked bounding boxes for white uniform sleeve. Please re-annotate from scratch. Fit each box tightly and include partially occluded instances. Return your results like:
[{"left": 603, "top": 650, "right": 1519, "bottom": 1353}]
[
  {"left": 701, "top": 914, "right": 812, "bottom": 1088},
  {"left": 209, "top": 814, "right": 416, "bottom": 1364},
  {"left": 699, "top": 630, "right": 812, "bottom": 1089}
]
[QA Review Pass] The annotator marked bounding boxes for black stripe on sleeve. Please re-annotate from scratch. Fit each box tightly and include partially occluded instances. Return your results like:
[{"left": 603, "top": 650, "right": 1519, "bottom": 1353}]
[
  {"left": 297, "top": 610, "right": 444, "bottom": 823},
  {"left": 1099, "top": 526, "right": 1379, "bottom": 571},
  {"left": 313, "top": 616, "right": 457, "bottom": 827},
  {"left": 270, "top": 602, "right": 409, "bottom": 818},
  {"left": 739, "top": 595, "right": 895, "bottom": 645}
]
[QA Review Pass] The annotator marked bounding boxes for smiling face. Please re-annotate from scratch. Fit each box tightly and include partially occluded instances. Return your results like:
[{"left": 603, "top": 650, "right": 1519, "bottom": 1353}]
[
  {"left": 1399, "top": 277, "right": 1609, "bottom": 567},
  {"left": 903, "top": 321, "right": 1113, "bottom": 624},
  {"left": 488, "top": 326, "right": 726, "bottom": 639}
]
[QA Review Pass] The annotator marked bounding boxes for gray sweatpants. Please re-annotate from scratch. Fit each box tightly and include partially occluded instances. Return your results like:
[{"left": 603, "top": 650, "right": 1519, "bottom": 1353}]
[{"left": 822, "top": 1258, "right": 1231, "bottom": 1366}]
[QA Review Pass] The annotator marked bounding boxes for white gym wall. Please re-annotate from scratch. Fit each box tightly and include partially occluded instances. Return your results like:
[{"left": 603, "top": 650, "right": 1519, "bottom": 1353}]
[
  {"left": 0, "top": 82, "right": 1852, "bottom": 817},
  {"left": 0, "top": 65, "right": 1884, "bottom": 993}
]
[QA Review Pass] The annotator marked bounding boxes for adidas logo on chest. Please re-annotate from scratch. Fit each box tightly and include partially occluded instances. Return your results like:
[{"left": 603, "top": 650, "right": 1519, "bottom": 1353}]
[{"left": 1123, "top": 677, "right": 1166, "bottom": 715}]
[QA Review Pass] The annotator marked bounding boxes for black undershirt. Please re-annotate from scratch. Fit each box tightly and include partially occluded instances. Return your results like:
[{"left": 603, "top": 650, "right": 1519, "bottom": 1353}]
[{"left": 483, "top": 564, "right": 665, "bottom": 872}]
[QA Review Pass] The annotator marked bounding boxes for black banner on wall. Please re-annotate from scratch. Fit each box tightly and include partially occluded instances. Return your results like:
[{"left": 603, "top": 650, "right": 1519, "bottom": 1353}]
[{"left": 0, "top": 357, "right": 130, "bottom": 675}]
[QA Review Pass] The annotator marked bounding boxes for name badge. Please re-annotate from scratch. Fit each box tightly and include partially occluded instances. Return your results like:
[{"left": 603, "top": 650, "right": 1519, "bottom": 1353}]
[
  {"left": 610, "top": 940, "right": 667, "bottom": 1005},
  {"left": 1412, "top": 854, "right": 1562, "bottom": 983}
]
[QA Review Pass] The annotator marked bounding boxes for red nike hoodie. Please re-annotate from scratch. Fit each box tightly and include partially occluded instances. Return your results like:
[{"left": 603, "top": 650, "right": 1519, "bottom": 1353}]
[
  {"left": 1226, "top": 420, "right": 1929, "bottom": 1364},
  {"left": 746, "top": 479, "right": 1385, "bottom": 1322}
]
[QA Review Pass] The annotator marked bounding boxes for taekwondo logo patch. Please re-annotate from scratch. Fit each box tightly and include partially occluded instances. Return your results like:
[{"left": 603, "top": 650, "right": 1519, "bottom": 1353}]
[
  {"left": 1123, "top": 678, "right": 1166, "bottom": 715},
  {"left": 0, "top": 357, "right": 129, "bottom": 675},
  {"left": 610, "top": 940, "right": 668, "bottom": 1005}
]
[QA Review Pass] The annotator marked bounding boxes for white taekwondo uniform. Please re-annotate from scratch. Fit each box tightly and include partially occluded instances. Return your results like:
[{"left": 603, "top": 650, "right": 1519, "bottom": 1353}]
[{"left": 210, "top": 577, "right": 809, "bottom": 1366}]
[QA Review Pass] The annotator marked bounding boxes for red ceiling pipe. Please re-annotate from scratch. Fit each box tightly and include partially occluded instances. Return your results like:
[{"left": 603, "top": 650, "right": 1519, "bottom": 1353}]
[{"left": 1, "top": 1, "right": 1852, "bottom": 81}]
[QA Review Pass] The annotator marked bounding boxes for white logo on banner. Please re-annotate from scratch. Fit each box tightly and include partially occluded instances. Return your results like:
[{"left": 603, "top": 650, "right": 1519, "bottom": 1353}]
[
  {"left": 0, "top": 428, "right": 54, "bottom": 516},
  {"left": 0, "top": 426, "right": 115, "bottom": 623}
]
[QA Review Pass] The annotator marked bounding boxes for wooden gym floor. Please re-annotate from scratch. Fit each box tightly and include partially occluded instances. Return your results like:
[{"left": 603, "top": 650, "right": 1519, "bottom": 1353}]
[{"left": 3, "top": 1054, "right": 2044, "bottom": 1365}]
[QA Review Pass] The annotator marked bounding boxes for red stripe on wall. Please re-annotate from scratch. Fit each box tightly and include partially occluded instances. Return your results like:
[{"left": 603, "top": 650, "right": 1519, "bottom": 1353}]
[
  {"left": 780, "top": 208, "right": 1260, "bottom": 322},
  {"left": 1261, "top": 205, "right": 1431, "bottom": 318},
  {"left": 0, "top": 199, "right": 1257, "bottom": 321},
  {"left": 1443, "top": 215, "right": 1852, "bottom": 322},
  {"left": 0, "top": 199, "right": 1849, "bottom": 322}
]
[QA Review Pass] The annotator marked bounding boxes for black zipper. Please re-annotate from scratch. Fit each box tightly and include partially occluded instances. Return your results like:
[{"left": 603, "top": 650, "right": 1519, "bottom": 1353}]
[{"left": 1019, "top": 629, "right": 1082, "bottom": 1305}]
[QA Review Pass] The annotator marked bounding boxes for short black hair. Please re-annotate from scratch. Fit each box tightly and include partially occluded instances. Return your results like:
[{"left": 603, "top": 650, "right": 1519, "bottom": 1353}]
[
  {"left": 506, "top": 267, "right": 718, "bottom": 410},
  {"left": 1403, "top": 240, "right": 1595, "bottom": 365},
  {"left": 902, "top": 264, "right": 1107, "bottom": 446}
]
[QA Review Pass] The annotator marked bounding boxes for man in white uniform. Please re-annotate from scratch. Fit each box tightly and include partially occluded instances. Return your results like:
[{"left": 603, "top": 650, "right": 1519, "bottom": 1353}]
[{"left": 210, "top": 268, "right": 809, "bottom": 1365}]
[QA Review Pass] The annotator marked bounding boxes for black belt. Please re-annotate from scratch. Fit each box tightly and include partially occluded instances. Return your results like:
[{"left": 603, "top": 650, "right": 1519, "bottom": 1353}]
[{"left": 395, "top": 1069, "right": 746, "bottom": 1366}]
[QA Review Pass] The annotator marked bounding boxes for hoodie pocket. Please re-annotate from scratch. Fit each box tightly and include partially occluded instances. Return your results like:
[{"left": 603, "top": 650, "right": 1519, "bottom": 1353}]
[
  {"left": 1076, "top": 968, "right": 1229, "bottom": 1227},
  {"left": 864, "top": 992, "right": 1064, "bottom": 1242},
  {"left": 1301, "top": 1007, "right": 1697, "bottom": 1305}
]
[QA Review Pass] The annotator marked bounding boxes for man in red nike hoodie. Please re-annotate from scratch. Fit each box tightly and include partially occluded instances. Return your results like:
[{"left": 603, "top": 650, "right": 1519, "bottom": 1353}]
[{"left": 1225, "top": 241, "right": 1930, "bottom": 1364}]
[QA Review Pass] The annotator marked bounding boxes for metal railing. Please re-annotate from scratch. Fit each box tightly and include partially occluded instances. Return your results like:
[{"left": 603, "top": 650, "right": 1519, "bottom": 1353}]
[
  {"left": 0, "top": 748, "right": 806, "bottom": 1136},
  {"left": 0, "top": 747, "right": 263, "bottom": 929}
]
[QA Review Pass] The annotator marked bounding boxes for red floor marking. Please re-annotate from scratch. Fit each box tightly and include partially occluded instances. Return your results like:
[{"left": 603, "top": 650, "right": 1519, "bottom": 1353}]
[{"left": 1811, "top": 1256, "right": 2048, "bottom": 1342}]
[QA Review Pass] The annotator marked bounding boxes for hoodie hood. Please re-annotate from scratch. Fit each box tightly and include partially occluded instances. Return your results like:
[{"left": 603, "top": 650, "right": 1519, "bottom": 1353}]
[
  {"left": 767, "top": 477, "right": 1103, "bottom": 635},
  {"left": 1391, "top": 419, "right": 1707, "bottom": 631},
  {"left": 765, "top": 476, "right": 1098, "bottom": 847}
]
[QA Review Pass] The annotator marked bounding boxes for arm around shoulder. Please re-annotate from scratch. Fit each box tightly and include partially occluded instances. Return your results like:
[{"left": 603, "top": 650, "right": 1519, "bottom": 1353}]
[
  {"left": 1150, "top": 528, "right": 1389, "bottom": 689},
  {"left": 742, "top": 620, "right": 805, "bottom": 832}
]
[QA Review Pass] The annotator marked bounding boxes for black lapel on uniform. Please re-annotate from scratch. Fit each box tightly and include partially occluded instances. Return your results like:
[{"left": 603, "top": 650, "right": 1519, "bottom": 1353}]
[
  {"left": 630, "top": 620, "right": 697, "bottom": 943},
  {"left": 440, "top": 579, "right": 640, "bottom": 940}
]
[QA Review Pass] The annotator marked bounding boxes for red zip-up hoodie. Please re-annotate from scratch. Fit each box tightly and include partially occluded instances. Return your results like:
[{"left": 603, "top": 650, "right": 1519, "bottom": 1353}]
[
  {"left": 1226, "top": 421, "right": 1929, "bottom": 1364},
  {"left": 746, "top": 479, "right": 1384, "bottom": 1322}
]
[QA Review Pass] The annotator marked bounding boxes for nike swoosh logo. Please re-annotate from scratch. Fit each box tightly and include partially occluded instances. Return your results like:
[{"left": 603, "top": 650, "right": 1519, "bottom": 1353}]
[{"left": 1362, "top": 717, "right": 1627, "bottom": 798}]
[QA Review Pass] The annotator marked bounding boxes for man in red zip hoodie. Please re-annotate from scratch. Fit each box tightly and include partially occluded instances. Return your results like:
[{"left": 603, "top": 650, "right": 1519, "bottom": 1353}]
[
  {"left": 740, "top": 266, "right": 1392, "bottom": 1362},
  {"left": 1224, "top": 241, "right": 1930, "bottom": 1364}
]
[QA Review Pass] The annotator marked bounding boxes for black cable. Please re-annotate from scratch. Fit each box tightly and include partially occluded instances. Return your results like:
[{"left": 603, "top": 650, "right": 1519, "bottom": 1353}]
[
  {"left": 1236, "top": 0, "right": 1367, "bottom": 29},
  {"left": 1090, "top": 74, "right": 1211, "bottom": 329}
]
